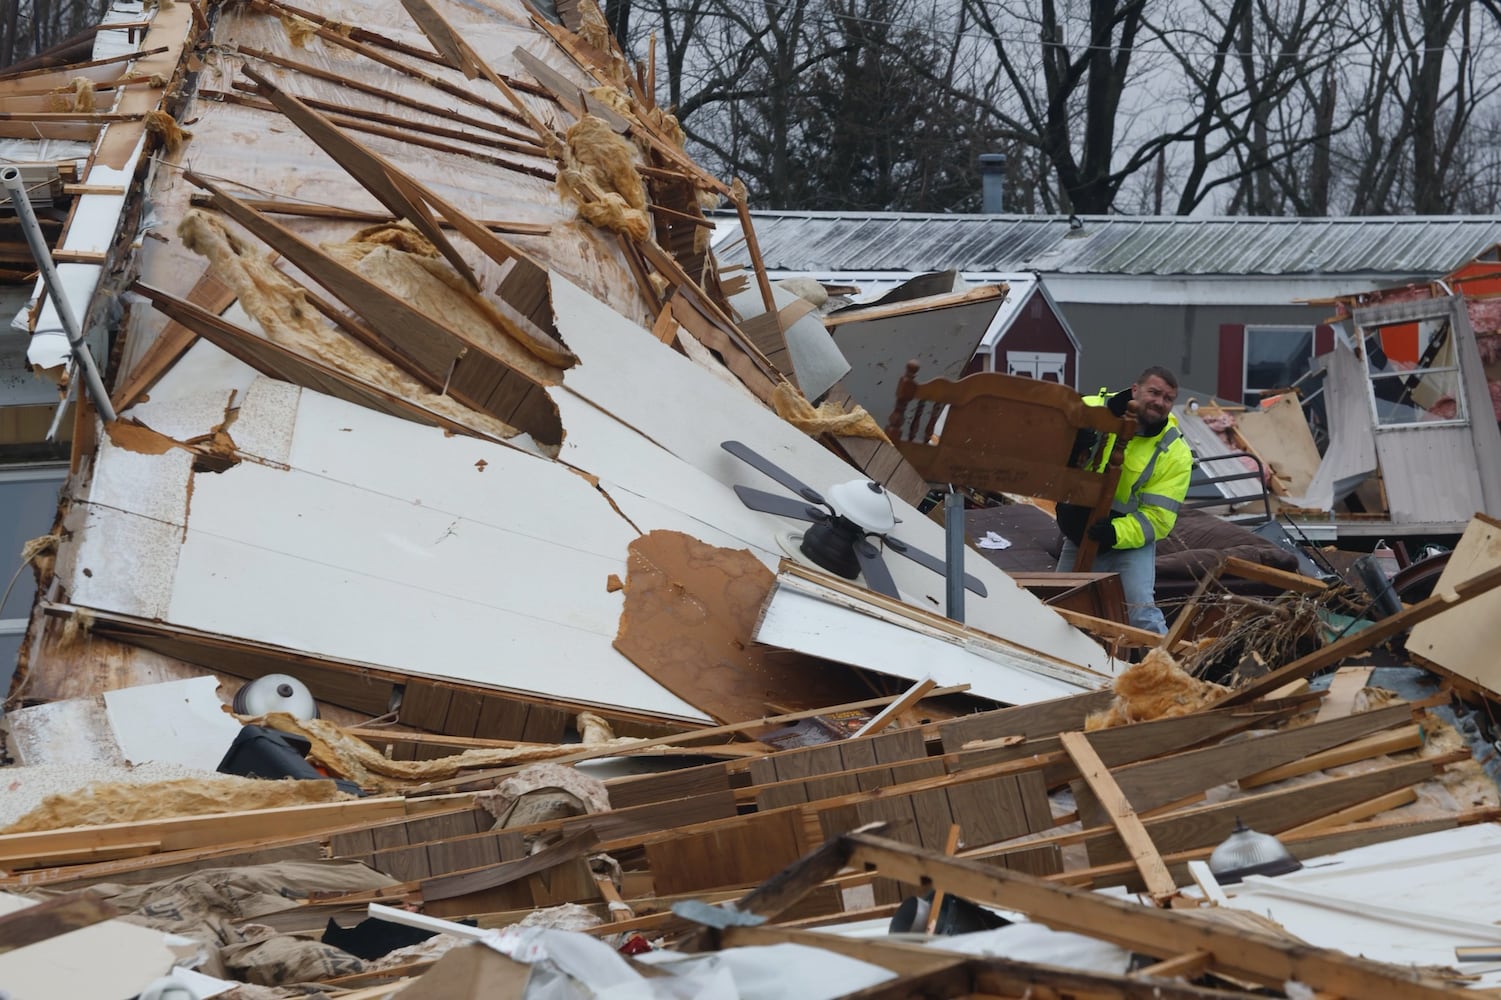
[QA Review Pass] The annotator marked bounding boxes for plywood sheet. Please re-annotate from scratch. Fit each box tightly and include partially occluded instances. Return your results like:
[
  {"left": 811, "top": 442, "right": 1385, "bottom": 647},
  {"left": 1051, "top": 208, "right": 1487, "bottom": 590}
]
[
  {"left": 613, "top": 530, "right": 871, "bottom": 722},
  {"left": 1407, "top": 514, "right": 1501, "bottom": 694}
]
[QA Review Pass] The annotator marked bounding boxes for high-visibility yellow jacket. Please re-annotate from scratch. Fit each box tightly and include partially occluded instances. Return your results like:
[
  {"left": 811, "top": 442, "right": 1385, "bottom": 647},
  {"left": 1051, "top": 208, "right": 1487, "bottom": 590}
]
[{"left": 1081, "top": 389, "right": 1194, "bottom": 550}]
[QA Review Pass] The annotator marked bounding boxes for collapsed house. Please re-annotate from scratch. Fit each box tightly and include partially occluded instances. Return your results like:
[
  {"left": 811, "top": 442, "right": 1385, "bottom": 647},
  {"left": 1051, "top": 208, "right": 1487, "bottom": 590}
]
[{"left": 4, "top": 2, "right": 1501, "bottom": 998}]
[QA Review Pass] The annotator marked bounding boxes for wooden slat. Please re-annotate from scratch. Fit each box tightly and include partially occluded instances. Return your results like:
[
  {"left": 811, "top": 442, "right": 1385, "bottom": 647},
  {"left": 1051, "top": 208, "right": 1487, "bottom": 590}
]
[
  {"left": 0, "top": 892, "right": 118, "bottom": 952},
  {"left": 1061, "top": 731, "right": 1177, "bottom": 902},
  {"left": 1238, "top": 724, "right": 1424, "bottom": 789},
  {"left": 843, "top": 831, "right": 1462, "bottom": 998}
]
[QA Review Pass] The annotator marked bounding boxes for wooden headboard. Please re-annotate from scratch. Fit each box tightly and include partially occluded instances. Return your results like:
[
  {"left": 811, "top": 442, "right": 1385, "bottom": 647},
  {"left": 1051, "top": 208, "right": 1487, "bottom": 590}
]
[{"left": 885, "top": 361, "right": 1137, "bottom": 570}]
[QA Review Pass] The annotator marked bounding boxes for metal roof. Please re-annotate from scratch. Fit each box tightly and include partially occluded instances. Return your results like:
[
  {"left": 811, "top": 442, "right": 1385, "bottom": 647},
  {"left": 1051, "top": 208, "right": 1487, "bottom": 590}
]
[{"left": 711, "top": 211, "right": 1501, "bottom": 278}]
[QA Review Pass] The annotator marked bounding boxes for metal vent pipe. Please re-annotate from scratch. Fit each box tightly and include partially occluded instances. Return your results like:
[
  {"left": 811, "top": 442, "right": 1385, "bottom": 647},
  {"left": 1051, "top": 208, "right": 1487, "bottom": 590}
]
[
  {"left": 1, "top": 164, "right": 117, "bottom": 423},
  {"left": 979, "top": 153, "right": 1006, "bottom": 214}
]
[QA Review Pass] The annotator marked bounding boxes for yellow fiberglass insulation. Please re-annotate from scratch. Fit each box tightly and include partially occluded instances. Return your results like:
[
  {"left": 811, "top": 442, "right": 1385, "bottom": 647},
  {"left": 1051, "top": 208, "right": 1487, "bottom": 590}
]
[
  {"left": 1, "top": 774, "right": 350, "bottom": 833},
  {"left": 1085, "top": 648, "right": 1230, "bottom": 730},
  {"left": 772, "top": 381, "right": 889, "bottom": 441},
  {"left": 557, "top": 116, "right": 650, "bottom": 240},
  {"left": 177, "top": 210, "right": 330, "bottom": 347},
  {"left": 323, "top": 223, "right": 565, "bottom": 384}
]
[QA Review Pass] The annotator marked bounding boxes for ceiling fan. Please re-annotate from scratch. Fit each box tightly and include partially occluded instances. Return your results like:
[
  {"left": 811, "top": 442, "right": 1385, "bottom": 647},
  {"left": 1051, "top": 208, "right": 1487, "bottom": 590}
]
[{"left": 721, "top": 440, "right": 987, "bottom": 601}]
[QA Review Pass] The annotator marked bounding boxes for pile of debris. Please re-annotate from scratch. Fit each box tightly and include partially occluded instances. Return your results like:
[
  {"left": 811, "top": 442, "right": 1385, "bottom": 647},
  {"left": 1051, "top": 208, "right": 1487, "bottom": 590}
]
[{"left": 4, "top": 1, "right": 1501, "bottom": 998}]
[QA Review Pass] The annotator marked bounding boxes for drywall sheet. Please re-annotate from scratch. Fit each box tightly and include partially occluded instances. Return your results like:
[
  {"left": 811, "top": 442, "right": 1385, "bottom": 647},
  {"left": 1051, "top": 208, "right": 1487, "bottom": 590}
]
[
  {"left": 66, "top": 384, "right": 709, "bottom": 722},
  {"left": 103, "top": 676, "right": 242, "bottom": 769},
  {"left": 754, "top": 575, "right": 1106, "bottom": 704},
  {"left": 1406, "top": 513, "right": 1501, "bottom": 693},
  {"left": 549, "top": 273, "right": 1113, "bottom": 674},
  {"left": 1235, "top": 394, "right": 1321, "bottom": 498}
]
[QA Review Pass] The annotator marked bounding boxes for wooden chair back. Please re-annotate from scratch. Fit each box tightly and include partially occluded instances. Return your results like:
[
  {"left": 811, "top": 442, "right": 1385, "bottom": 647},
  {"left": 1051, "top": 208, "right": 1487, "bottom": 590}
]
[{"left": 884, "top": 361, "right": 1136, "bottom": 571}]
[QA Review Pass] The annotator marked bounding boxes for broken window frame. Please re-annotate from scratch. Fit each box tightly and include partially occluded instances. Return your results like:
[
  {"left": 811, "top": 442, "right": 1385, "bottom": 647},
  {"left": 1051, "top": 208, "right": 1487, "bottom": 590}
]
[
  {"left": 0, "top": 463, "right": 67, "bottom": 689},
  {"left": 1241, "top": 325, "right": 1316, "bottom": 405},
  {"left": 1358, "top": 314, "right": 1468, "bottom": 428}
]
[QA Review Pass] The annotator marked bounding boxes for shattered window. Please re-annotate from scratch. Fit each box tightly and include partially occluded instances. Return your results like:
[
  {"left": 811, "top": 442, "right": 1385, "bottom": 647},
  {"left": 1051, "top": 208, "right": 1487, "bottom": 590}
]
[
  {"left": 1362, "top": 316, "right": 1467, "bottom": 426},
  {"left": 1243, "top": 326, "right": 1314, "bottom": 404}
]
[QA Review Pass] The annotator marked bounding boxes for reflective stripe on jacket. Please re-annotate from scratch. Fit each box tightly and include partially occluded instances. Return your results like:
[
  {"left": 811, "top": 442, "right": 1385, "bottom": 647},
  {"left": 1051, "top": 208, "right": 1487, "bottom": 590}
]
[{"left": 1082, "top": 390, "right": 1194, "bottom": 550}]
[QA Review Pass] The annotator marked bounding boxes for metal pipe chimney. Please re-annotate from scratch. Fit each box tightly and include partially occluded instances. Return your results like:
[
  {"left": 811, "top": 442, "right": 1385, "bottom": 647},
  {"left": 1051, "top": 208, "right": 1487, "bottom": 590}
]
[{"left": 979, "top": 153, "right": 1006, "bottom": 213}]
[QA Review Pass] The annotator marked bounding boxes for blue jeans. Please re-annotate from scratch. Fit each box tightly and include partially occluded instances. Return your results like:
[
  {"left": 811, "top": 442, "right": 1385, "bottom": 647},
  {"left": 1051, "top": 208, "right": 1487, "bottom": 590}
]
[{"left": 1057, "top": 538, "right": 1167, "bottom": 634}]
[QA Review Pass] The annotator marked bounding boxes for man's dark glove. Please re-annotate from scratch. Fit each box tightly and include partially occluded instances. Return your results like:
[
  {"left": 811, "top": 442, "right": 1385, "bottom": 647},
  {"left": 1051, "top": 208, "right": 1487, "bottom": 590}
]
[
  {"left": 1086, "top": 520, "right": 1117, "bottom": 549},
  {"left": 1105, "top": 388, "right": 1134, "bottom": 417}
]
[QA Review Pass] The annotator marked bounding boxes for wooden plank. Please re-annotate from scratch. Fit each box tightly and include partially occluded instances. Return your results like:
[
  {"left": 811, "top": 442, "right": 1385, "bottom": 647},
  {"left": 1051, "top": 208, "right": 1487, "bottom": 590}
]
[
  {"left": 0, "top": 798, "right": 408, "bottom": 869},
  {"left": 1314, "top": 665, "right": 1376, "bottom": 722},
  {"left": 851, "top": 676, "right": 935, "bottom": 737},
  {"left": 114, "top": 270, "right": 238, "bottom": 412},
  {"left": 1080, "top": 754, "right": 1459, "bottom": 868},
  {"left": 1062, "top": 731, "right": 1177, "bottom": 903},
  {"left": 843, "top": 831, "right": 1463, "bottom": 998},
  {"left": 0, "top": 892, "right": 118, "bottom": 953},
  {"left": 419, "top": 828, "right": 599, "bottom": 901},
  {"left": 183, "top": 173, "right": 564, "bottom": 446},
  {"left": 1281, "top": 787, "right": 1418, "bottom": 836},
  {"left": 1238, "top": 724, "right": 1424, "bottom": 789},
  {"left": 1220, "top": 556, "right": 1328, "bottom": 594},
  {"left": 1074, "top": 701, "right": 1418, "bottom": 821}
]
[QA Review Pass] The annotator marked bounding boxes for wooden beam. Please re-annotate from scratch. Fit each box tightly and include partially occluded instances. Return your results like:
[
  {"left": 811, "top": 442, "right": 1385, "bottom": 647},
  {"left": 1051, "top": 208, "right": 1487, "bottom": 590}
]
[
  {"left": 0, "top": 891, "right": 118, "bottom": 953},
  {"left": 1075, "top": 701, "right": 1419, "bottom": 817},
  {"left": 842, "top": 831, "right": 1463, "bottom": 997},
  {"left": 183, "top": 173, "right": 564, "bottom": 445},
  {"left": 852, "top": 676, "right": 936, "bottom": 738},
  {"left": 1220, "top": 556, "right": 1328, "bottom": 594},
  {"left": 1280, "top": 787, "right": 1418, "bottom": 836},
  {"left": 1314, "top": 665, "right": 1376, "bottom": 722},
  {"left": 1216, "top": 561, "right": 1501, "bottom": 706},
  {"left": 1060, "top": 731, "right": 1178, "bottom": 904},
  {"left": 0, "top": 797, "right": 408, "bottom": 870},
  {"left": 112, "top": 269, "right": 237, "bottom": 412},
  {"left": 1238, "top": 724, "right": 1424, "bottom": 789}
]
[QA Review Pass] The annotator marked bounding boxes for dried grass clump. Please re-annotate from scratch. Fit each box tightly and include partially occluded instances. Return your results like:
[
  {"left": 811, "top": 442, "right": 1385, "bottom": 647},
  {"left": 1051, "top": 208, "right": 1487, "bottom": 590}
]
[{"left": 1086, "top": 648, "right": 1230, "bottom": 731}]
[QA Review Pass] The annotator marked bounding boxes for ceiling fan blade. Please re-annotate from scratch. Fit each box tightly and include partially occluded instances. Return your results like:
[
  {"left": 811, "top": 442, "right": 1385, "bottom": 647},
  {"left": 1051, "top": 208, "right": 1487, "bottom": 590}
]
[
  {"left": 721, "top": 440, "right": 826, "bottom": 506},
  {"left": 885, "top": 536, "right": 989, "bottom": 598},
  {"left": 855, "top": 539, "right": 902, "bottom": 600},
  {"left": 733, "top": 484, "right": 826, "bottom": 523}
]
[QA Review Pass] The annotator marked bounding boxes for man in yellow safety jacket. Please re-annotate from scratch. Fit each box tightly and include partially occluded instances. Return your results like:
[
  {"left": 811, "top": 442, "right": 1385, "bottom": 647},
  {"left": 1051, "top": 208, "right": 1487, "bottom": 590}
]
[{"left": 1055, "top": 366, "right": 1193, "bottom": 633}]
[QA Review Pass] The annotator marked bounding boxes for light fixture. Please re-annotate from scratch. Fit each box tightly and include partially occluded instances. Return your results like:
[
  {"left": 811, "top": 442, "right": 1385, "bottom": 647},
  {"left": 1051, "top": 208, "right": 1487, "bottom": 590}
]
[{"left": 1207, "top": 818, "right": 1303, "bottom": 884}]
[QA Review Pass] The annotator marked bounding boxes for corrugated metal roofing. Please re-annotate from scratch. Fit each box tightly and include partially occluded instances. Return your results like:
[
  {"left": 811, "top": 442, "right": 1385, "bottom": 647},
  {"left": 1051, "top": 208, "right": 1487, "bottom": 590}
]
[{"left": 712, "top": 211, "right": 1501, "bottom": 278}]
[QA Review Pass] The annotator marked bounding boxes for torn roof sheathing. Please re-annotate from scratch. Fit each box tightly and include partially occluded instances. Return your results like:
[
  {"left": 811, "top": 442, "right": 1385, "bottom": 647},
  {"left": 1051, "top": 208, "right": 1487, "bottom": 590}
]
[{"left": 12, "top": 0, "right": 1116, "bottom": 727}]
